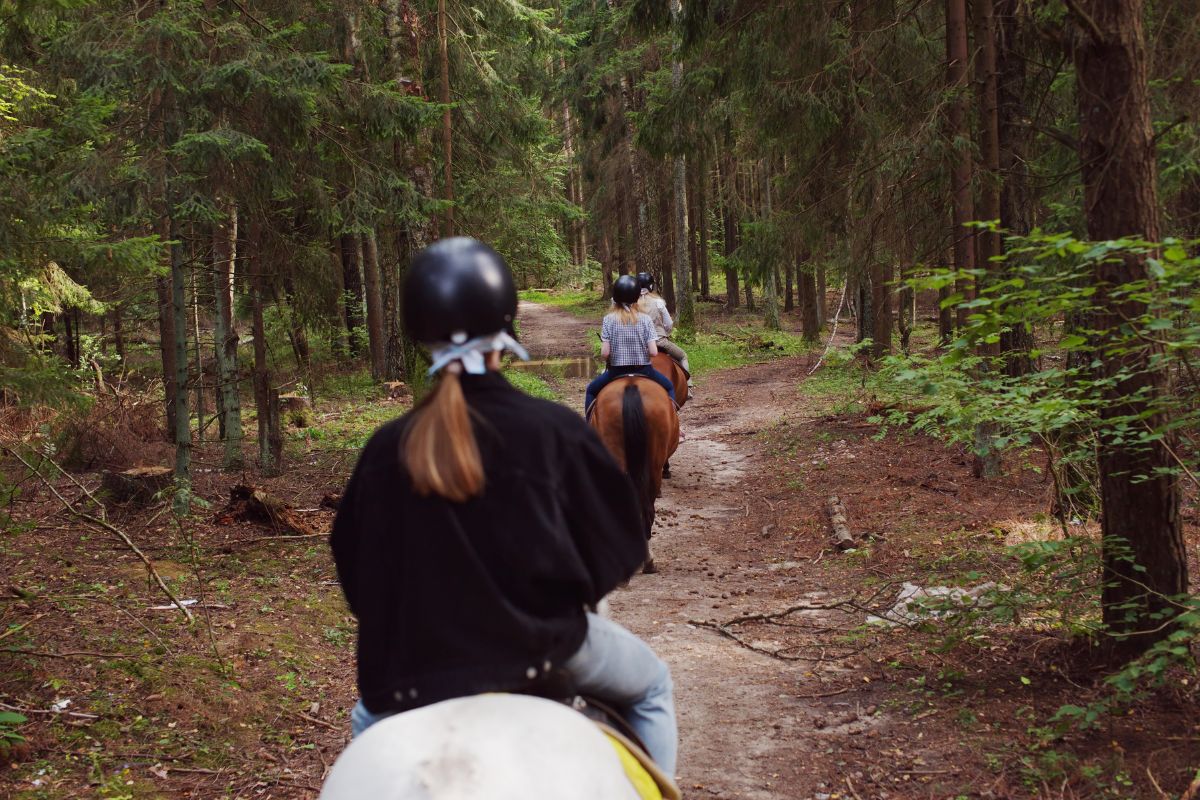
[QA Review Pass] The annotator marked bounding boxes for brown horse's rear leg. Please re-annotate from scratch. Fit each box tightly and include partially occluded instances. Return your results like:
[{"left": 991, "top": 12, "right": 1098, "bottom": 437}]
[
  {"left": 642, "top": 551, "right": 658, "bottom": 574},
  {"left": 662, "top": 460, "right": 671, "bottom": 479}
]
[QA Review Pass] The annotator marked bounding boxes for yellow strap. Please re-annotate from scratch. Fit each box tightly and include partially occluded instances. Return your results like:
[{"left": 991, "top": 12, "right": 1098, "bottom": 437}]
[{"left": 604, "top": 733, "right": 663, "bottom": 800}]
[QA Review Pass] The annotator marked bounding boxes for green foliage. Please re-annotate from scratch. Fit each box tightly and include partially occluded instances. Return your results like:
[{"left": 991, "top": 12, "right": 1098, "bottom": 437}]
[
  {"left": 877, "top": 232, "right": 1200, "bottom": 514},
  {"left": 0, "top": 710, "right": 27, "bottom": 755}
]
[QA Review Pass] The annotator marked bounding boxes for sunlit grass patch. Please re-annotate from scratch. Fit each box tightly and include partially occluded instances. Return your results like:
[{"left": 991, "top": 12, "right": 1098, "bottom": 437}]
[
  {"left": 502, "top": 368, "right": 559, "bottom": 401},
  {"left": 518, "top": 288, "right": 607, "bottom": 318}
]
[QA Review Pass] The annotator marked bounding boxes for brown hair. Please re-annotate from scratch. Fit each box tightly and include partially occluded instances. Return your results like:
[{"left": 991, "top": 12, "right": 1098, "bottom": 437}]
[
  {"left": 402, "top": 369, "right": 484, "bottom": 502},
  {"left": 610, "top": 302, "right": 641, "bottom": 326}
]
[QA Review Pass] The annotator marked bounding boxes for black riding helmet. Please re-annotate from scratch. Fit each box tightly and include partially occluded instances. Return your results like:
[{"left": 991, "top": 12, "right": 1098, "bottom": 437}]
[
  {"left": 612, "top": 274, "right": 641, "bottom": 306},
  {"left": 636, "top": 272, "right": 655, "bottom": 293},
  {"left": 402, "top": 237, "right": 518, "bottom": 343}
]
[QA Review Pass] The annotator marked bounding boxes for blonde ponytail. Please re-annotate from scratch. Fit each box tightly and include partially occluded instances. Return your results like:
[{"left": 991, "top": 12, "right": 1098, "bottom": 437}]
[
  {"left": 402, "top": 370, "right": 484, "bottom": 502},
  {"left": 612, "top": 302, "right": 640, "bottom": 326}
]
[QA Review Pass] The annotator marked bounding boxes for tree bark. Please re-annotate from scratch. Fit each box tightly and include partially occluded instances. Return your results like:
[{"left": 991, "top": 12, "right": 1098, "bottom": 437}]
[
  {"left": 869, "top": 261, "right": 893, "bottom": 357},
  {"left": 798, "top": 261, "right": 819, "bottom": 342},
  {"left": 669, "top": 0, "right": 694, "bottom": 328},
  {"left": 698, "top": 166, "right": 711, "bottom": 298},
  {"left": 155, "top": 275, "right": 177, "bottom": 440},
  {"left": 339, "top": 234, "right": 364, "bottom": 357},
  {"left": 363, "top": 231, "right": 386, "bottom": 380},
  {"left": 947, "top": 0, "right": 976, "bottom": 330},
  {"left": 1070, "top": 0, "right": 1186, "bottom": 656},
  {"left": 719, "top": 157, "right": 739, "bottom": 308},
  {"left": 169, "top": 214, "right": 191, "bottom": 511},
  {"left": 437, "top": 0, "right": 454, "bottom": 235},
  {"left": 212, "top": 202, "right": 243, "bottom": 469},
  {"left": 995, "top": 0, "right": 1034, "bottom": 375},
  {"left": 760, "top": 162, "right": 780, "bottom": 330},
  {"left": 249, "top": 221, "right": 277, "bottom": 476}
]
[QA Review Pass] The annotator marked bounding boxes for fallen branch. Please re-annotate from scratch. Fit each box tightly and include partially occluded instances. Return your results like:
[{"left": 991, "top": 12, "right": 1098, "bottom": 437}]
[
  {"left": 827, "top": 495, "right": 855, "bottom": 551},
  {"left": 1, "top": 445, "right": 194, "bottom": 623},
  {"left": 3, "top": 647, "right": 124, "bottom": 660}
]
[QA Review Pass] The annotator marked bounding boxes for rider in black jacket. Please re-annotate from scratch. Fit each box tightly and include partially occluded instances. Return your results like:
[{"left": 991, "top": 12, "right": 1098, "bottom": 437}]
[{"left": 330, "top": 237, "right": 678, "bottom": 775}]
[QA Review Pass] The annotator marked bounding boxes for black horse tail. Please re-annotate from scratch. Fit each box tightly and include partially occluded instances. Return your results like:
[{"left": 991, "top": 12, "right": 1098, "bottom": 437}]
[{"left": 621, "top": 383, "right": 652, "bottom": 538}]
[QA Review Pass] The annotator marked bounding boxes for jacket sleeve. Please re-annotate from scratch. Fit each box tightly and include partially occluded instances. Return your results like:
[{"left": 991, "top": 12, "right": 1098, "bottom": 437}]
[
  {"left": 659, "top": 301, "right": 674, "bottom": 335},
  {"left": 560, "top": 427, "right": 649, "bottom": 603},
  {"left": 330, "top": 433, "right": 382, "bottom": 618}
]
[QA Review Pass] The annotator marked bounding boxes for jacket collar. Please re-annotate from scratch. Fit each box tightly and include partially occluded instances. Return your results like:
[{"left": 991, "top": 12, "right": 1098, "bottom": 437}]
[{"left": 459, "top": 371, "right": 513, "bottom": 393}]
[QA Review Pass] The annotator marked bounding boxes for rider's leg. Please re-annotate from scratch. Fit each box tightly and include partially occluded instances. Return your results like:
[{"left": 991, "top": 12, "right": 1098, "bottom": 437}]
[
  {"left": 584, "top": 371, "right": 615, "bottom": 415},
  {"left": 350, "top": 699, "right": 397, "bottom": 738},
  {"left": 637, "top": 365, "right": 676, "bottom": 405},
  {"left": 657, "top": 338, "right": 690, "bottom": 375},
  {"left": 563, "top": 612, "right": 678, "bottom": 776}
]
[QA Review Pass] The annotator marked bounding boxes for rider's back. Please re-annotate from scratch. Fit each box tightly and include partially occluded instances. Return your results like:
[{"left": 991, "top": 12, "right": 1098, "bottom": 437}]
[{"left": 331, "top": 370, "right": 647, "bottom": 717}]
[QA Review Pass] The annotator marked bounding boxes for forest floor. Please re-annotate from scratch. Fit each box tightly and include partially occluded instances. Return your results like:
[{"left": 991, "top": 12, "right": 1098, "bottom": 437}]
[{"left": 0, "top": 298, "right": 1197, "bottom": 799}]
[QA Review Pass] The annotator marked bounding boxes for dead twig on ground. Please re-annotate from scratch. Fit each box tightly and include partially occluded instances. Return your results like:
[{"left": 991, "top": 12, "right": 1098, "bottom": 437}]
[
  {"left": 3, "top": 647, "right": 124, "bottom": 659},
  {"left": 1, "top": 445, "right": 194, "bottom": 623}
]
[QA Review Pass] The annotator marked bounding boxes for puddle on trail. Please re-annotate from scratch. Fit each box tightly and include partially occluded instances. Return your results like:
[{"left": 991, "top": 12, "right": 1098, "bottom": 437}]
[{"left": 507, "top": 357, "right": 599, "bottom": 380}]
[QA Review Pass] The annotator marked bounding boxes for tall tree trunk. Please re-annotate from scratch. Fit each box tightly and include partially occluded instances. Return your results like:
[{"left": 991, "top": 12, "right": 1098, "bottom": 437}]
[
  {"left": 1070, "top": 0, "right": 1186, "bottom": 656},
  {"left": 784, "top": 260, "right": 794, "bottom": 312},
  {"left": 761, "top": 162, "right": 780, "bottom": 330},
  {"left": 384, "top": 0, "right": 437, "bottom": 384},
  {"left": 658, "top": 183, "right": 677, "bottom": 313},
  {"left": 155, "top": 275, "right": 177, "bottom": 440},
  {"left": 249, "top": 221, "right": 278, "bottom": 476},
  {"left": 599, "top": 227, "right": 614, "bottom": 293},
  {"left": 816, "top": 263, "right": 827, "bottom": 328},
  {"left": 169, "top": 214, "right": 191, "bottom": 512},
  {"left": 363, "top": 231, "right": 387, "bottom": 380},
  {"left": 111, "top": 304, "right": 126, "bottom": 365},
  {"left": 719, "top": 157, "right": 740, "bottom": 308},
  {"left": 669, "top": 0, "right": 694, "bottom": 328},
  {"left": 995, "top": 0, "right": 1034, "bottom": 376},
  {"left": 798, "top": 261, "right": 819, "bottom": 342},
  {"left": 869, "top": 261, "right": 892, "bottom": 357},
  {"left": 438, "top": 0, "right": 454, "bottom": 235},
  {"left": 698, "top": 167, "right": 711, "bottom": 298},
  {"left": 972, "top": 0, "right": 1004, "bottom": 481},
  {"left": 340, "top": 234, "right": 365, "bottom": 357},
  {"left": 190, "top": 244, "right": 205, "bottom": 444},
  {"left": 212, "top": 202, "right": 243, "bottom": 469},
  {"left": 947, "top": 0, "right": 976, "bottom": 330},
  {"left": 688, "top": 161, "right": 700, "bottom": 289}
]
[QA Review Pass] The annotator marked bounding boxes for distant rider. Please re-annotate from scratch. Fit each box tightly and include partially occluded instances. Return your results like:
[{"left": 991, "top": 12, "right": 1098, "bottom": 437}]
[
  {"left": 636, "top": 272, "right": 691, "bottom": 387},
  {"left": 331, "top": 238, "right": 678, "bottom": 775},
  {"left": 584, "top": 274, "right": 677, "bottom": 417}
]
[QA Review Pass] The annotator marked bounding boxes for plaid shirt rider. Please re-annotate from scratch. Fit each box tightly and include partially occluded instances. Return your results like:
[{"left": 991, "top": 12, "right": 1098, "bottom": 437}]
[{"left": 601, "top": 312, "right": 657, "bottom": 367}]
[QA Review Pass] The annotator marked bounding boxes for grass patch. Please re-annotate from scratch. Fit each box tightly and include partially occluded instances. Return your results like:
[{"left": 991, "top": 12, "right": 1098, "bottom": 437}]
[
  {"left": 518, "top": 288, "right": 607, "bottom": 318},
  {"left": 502, "top": 368, "right": 559, "bottom": 401},
  {"left": 681, "top": 325, "right": 813, "bottom": 376}
]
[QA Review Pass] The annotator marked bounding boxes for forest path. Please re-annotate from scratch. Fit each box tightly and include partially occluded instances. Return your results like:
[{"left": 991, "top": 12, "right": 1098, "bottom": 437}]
[{"left": 517, "top": 300, "right": 852, "bottom": 800}]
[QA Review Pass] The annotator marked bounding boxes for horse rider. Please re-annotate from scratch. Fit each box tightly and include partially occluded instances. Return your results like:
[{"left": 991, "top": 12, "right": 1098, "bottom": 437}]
[
  {"left": 330, "top": 237, "right": 678, "bottom": 776},
  {"left": 636, "top": 272, "right": 692, "bottom": 389},
  {"left": 584, "top": 274, "right": 676, "bottom": 418}
]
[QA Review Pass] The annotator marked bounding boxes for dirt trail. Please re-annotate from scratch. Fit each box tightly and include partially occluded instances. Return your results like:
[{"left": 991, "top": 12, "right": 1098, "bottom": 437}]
[{"left": 518, "top": 301, "right": 849, "bottom": 800}]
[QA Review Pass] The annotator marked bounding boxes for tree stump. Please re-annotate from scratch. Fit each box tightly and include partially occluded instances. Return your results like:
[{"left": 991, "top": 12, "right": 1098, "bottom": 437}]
[
  {"left": 102, "top": 466, "right": 173, "bottom": 506},
  {"left": 278, "top": 394, "right": 311, "bottom": 428}
]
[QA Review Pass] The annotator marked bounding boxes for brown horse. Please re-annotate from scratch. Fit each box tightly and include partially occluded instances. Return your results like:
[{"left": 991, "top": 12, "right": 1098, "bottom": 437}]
[
  {"left": 651, "top": 352, "right": 689, "bottom": 408},
  {"left": 588, "top": 378, "right": 679, "bottom": 573}
]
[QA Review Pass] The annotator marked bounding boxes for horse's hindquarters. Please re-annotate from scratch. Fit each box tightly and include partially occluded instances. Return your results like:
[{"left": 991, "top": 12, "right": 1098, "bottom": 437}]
[{"left": 320, "top": 695, "right": 641, "bottom": 800}]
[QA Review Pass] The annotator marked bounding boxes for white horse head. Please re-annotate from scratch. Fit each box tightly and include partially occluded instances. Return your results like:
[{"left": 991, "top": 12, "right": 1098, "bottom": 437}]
[{"left": 320, "top": 694, "right": 645, "bottom": 800}]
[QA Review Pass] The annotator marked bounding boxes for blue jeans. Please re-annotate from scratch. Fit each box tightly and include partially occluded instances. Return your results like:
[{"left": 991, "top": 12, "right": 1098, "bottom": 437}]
[
  {"left": 584, "top": 365, "right": 676, "bottom": 414},
  {"left": 349, "top": 613, "right": 678, "bottom": 776}
]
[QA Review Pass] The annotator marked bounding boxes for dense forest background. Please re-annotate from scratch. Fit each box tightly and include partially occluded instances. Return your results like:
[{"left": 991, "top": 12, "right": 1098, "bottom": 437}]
[{"left": 2, "top": 0, "right": 1199, "bottom": 796}]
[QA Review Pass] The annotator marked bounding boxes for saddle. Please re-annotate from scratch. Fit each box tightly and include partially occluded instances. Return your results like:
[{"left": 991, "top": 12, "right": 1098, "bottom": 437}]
[{"left": 520, "top": 671, "right": 680, "bottom": 800}]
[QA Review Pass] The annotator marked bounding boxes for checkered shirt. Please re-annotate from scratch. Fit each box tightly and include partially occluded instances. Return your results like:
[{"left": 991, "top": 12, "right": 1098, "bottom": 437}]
[{"left": 601, "top": 311, "right": 657, "bottom": 366}]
